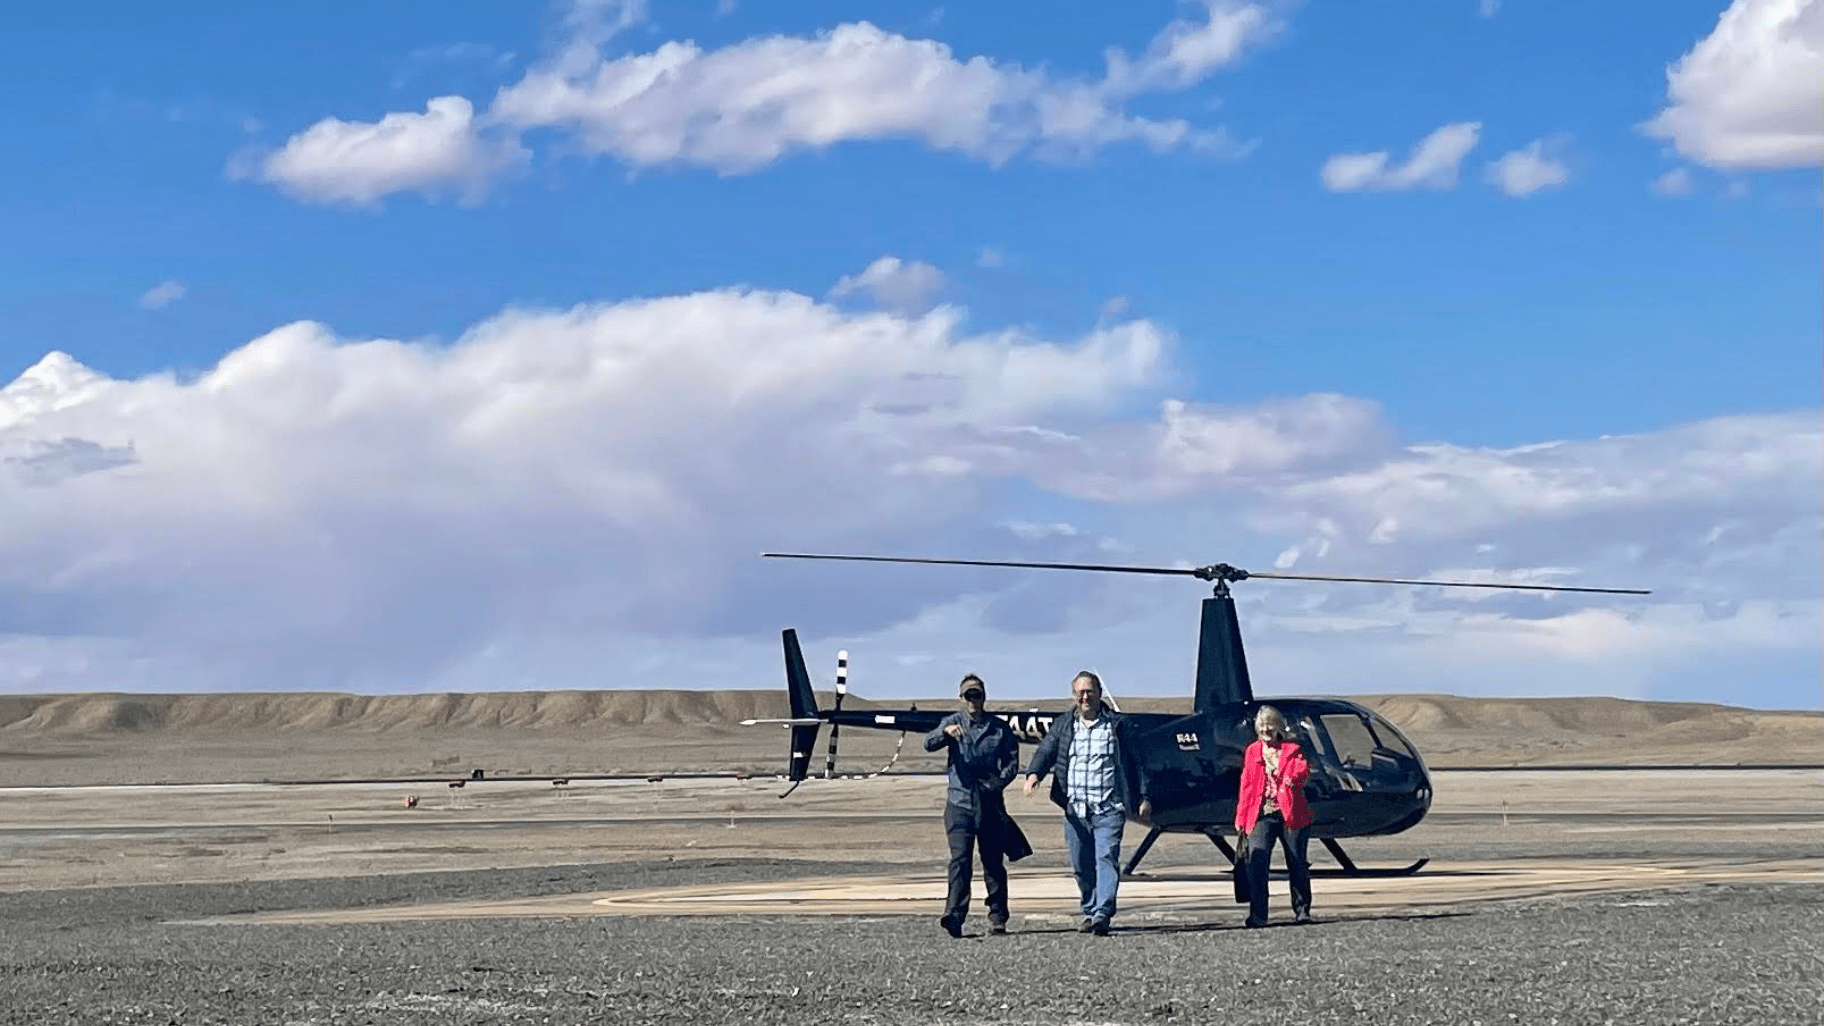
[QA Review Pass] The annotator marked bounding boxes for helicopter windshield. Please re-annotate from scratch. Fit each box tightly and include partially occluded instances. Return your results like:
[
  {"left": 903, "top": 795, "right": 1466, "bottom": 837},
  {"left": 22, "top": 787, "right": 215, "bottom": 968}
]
[
  {"left": 1310, "top": 710, "right": 1421, "bottom": 773},
  {"left": 1367, "top": 711, "right": 1421, "bottom": 761}
]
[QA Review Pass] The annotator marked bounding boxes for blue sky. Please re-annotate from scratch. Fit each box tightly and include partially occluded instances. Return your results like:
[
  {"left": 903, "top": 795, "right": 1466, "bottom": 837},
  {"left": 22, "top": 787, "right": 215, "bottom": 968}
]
[{"left": 1, "top": 0, "right": 1819, "bottom": 710}]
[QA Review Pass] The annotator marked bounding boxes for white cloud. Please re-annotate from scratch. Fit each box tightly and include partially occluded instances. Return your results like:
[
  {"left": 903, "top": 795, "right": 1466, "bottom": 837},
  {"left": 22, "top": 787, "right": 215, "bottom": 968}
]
[
  {"left": 484, "top": 20, "right": 1247, "bottom": 175},
  {"left": 562, "top": 0, "right": 650, "bottom": 47},
  {"left": 1486, "top": 137, "right": 1570, "bottom": 196},
  {"left": 0, "top": 287, "right": 1173, "bottom": 692},
  {"left": 828, "top": 256, "right": 948, "bottom": 314},
  {"left": 245, "top": 1, "right": 1278, "bottom": 205},
  {"left": 1005, "top": 521, "right": 1080, "bottom": 541},
  {"left": 1651, "top": 167, "right": 1696, "bottom": 196},
  {"left": 240, "top": 96, "right": 530, "bottom": 207},
  {"left": 1479, "top": 0, "right": 1501, "bottom": 16},
  {"left": 138, "top": 281, "right": 186, "bottom": 310},
  {"left": 1101, "top": 0, "right": 1288, "bottom": 95},
  {"left": 1642, "top": 0, "right": 1824, "bottom": 169},
  {"left": 2, "top": 284, "right": 1816, "bottom": 707},
  {"left": 1098, "top": 296, "right": 1131, "bottom": 321},
  {"left": 1235, "top": 416, "right": 1822, "bottom": 609},
  {"left": 975, "top": 247, "right": 1005, "bottom": 269},
  {"left": 1320, "top": 121, "right": 1482, "bottom": 192}
]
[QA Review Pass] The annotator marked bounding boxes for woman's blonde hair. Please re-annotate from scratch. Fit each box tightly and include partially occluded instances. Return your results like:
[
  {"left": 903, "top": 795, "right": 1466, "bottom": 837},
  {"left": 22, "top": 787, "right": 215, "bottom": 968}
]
[{"left": 1254, "top": 704, "right": 1289, "bottom": 741}]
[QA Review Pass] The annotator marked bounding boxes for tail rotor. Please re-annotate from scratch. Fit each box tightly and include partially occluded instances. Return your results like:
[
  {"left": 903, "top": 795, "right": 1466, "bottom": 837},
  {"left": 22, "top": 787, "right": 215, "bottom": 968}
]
[
  {"left": 822, "top": 650, "right": 848, "bottom": 779},
  {"left": 738, "top": 630, "right": 912, "bottom": 795}
]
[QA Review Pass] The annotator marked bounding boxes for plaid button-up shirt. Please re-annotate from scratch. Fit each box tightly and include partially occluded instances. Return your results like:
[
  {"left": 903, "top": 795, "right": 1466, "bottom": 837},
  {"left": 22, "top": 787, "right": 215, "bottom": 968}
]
[{"left": 1064, "top": 714, "right": 1121, "bottom": 818}]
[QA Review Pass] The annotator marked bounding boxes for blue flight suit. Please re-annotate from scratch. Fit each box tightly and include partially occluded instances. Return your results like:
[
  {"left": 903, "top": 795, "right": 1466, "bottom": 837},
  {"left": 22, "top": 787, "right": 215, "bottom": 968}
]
[{"left": 924, "top": 709, "right": 1021, "bottom": 931}]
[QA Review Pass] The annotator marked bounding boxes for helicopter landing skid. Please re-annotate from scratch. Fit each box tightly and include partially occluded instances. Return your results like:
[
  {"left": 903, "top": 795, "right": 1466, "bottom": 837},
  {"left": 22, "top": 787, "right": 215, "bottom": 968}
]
[
  {"left": 1316, "top": 836, "right": 1429, "bottom": 877},
  {"left": 1120, "top": 825, "right": 1428, "bottom": 878}
]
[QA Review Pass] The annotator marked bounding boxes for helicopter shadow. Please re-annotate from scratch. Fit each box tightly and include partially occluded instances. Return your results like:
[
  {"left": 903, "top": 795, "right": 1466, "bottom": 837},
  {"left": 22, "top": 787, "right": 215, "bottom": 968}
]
[
  {"left": 956, "top": 909, "right": 1474, "bottom": 939},
  {"left": 1122, "top": 866, "right": 1511, "bottom": 883},
  {"left": 1121, "top": 909, "right": 1475, "bottom": 935}
]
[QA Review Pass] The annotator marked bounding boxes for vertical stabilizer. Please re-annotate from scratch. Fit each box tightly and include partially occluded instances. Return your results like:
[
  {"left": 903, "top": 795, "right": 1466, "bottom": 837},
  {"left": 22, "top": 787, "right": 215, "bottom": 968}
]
[
  {"left": 781, "top": 629, "right": 822, "bottom": 781},
  {"left": 1193, "top": 596, "right": 1254, "bottom": 712}
]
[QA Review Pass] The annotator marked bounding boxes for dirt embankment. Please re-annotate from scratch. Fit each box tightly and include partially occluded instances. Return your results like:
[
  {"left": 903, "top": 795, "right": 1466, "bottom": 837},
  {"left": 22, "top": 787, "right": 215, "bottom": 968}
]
[
  {"left": 1, "top": 689, "right": 1817, "bottom": 786},
  {"left": 0, "top": 690, "right": 799, "bottom": 734}
]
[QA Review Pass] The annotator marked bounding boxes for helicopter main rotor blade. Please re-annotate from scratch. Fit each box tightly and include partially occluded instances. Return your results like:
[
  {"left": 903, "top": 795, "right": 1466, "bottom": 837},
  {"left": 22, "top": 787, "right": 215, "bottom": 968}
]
[
  {"left": 1242, "top": 570, "right": 1651, "bottom": 595},
  {"left": 758, "top": 552, "right": 1651, "bottom": 595},
  {"left": 759, "top": 552, "right": 1201, "bottom": 577}
]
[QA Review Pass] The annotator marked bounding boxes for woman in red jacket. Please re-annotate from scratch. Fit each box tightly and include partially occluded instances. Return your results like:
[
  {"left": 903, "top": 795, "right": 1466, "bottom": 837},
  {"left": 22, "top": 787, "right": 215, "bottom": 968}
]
[{"left": 1234, "top": 705, "right": 1314, "bottom": 927}]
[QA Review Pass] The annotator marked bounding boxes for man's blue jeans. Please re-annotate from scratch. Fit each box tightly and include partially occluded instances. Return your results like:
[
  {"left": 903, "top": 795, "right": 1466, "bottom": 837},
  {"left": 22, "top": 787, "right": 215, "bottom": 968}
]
[{"left": 1063, "top": 806, "right": 1125, "bottom": 924}]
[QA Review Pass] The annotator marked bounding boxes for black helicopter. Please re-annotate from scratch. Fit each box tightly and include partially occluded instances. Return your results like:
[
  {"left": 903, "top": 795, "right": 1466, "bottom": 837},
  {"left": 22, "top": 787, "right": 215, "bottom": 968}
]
[{"left": 744, "top": 551, "right": 1650, "bottom": 878}]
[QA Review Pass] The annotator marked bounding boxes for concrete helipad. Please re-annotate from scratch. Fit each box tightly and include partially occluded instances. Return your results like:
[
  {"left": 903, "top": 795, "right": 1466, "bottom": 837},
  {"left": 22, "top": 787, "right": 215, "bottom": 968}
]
[{"left": 191, "top": 854, "right": 1822, "bottom": 928}]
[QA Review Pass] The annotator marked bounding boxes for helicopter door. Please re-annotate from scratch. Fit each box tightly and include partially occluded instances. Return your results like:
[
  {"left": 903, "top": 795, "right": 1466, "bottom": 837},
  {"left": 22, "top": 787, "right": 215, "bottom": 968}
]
[{"left": 1127, "top": 713, "right": 1236, "bottom": 828}]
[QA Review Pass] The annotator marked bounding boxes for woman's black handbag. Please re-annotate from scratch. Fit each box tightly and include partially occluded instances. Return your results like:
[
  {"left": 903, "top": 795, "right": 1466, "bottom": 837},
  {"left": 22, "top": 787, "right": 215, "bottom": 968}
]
[{"left": 1231, "top": 828, "right": 1250, "bottom": 904}]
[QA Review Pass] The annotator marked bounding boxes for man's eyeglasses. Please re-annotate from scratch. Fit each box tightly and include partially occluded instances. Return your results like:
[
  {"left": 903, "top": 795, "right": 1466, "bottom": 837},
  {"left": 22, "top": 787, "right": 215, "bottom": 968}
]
[{"left": 962, "top": 690, "right": 985, "bottom": 702}]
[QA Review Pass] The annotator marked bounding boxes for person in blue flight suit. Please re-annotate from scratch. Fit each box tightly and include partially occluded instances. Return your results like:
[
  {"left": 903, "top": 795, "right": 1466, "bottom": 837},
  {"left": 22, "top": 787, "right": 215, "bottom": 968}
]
[{"left": 924, "top": 673, "right": 1027, "bottom": 937}]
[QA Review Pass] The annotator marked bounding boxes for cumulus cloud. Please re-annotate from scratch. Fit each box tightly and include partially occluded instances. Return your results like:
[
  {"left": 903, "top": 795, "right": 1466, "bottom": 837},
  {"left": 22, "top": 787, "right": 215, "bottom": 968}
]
[
  {"left": 486, "top": 11, "right": 1264, "bottom": 173},
  {"left": 1320, "top": 122, "right": 1482, "bottom": 192},
  {"left": 1486, "top": 138, "right": 1570, "bottom": 196},
  {"left": 0, "top": 288, "right": 1173, "bottom": 692},
  {"left": 1651, "top": 167, "right": 1696, "bottom": 196},
  {"left": 1235, "top": 416, "right": 1823, "bottom": 621},
  {"left": 1026, "top": 394, "right": 1392, "bottom": 503},
  {"left": 240, "top": 96, "right": 530, "bottom": 207},
  {"left": 138, "top": 280, "right": 186, "bottom": 310},
  {"left": 828, "top": 256, "right": 947, "bottom": 314},
  {"left": 1100, "top": 0, "right": 1287, "bottom": 95},
  {"left": 2, "top": 285, "right": 1816, "bottom": 706},
  {"left": 242, "top": 1, "right": 1279, "bottom": 204},
  {"left": 1642, "top": 0, "right": 1824, "bottom": 169}
]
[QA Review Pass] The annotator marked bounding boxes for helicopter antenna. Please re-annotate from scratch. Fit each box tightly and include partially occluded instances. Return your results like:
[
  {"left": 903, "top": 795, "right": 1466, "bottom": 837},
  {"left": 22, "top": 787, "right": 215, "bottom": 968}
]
[{"left": 758, "top": 552, "right": 1652, "bottom": 599}]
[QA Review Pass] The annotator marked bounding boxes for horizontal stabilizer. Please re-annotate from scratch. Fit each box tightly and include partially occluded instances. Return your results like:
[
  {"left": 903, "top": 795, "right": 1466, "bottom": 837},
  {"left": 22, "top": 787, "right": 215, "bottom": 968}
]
[{"left": 741, "top": 717, "right": 824, "bottom": 726}]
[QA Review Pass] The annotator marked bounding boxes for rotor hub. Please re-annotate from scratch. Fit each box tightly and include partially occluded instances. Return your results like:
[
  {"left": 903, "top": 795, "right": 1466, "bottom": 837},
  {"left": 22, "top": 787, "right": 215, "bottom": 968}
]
[{"left": 1192, "top": 563, "right": 1250, "bottom": 597}]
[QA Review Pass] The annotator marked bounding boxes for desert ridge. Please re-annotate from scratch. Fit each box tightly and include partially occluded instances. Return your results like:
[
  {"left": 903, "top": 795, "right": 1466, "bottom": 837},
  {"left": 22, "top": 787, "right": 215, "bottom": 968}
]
[{"left": 1, "top": 689, "right": 1819, "bottom": 787}]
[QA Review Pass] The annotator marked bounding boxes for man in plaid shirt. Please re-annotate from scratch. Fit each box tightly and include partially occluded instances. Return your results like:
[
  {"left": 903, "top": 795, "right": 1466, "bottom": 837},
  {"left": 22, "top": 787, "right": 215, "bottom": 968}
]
[{"left": 1022, "top": 670, "right": 1144, "bottom": 936}]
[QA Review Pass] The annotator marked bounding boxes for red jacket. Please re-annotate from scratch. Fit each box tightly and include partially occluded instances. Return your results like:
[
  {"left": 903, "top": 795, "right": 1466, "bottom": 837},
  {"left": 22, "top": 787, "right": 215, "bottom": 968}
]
[{"left": 1235, "top": 739, "right": 1313, "bottom": 833}]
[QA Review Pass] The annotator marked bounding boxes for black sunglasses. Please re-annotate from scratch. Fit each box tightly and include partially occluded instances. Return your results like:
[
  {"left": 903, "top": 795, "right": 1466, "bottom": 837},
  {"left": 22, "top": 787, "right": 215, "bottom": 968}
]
[{"left": 962, "top": 690, "right": 985, "bottom": 701}]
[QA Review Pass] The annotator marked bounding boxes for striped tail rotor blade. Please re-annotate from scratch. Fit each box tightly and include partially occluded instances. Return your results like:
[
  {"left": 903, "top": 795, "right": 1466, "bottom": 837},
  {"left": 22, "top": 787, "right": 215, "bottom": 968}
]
[{"left": 823, "top": 650, "right": 848, "bottom": 779}]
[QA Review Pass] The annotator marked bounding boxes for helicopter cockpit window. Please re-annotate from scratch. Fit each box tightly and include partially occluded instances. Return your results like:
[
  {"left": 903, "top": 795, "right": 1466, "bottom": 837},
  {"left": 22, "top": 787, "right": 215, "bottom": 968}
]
[
  {"left": 1319, "top": 714, "right": 1378, "bottom": 769},
  {"left": 1368, "top": 712, "right": 1419, "bottom": 760},
  {"left": 1297, "top": 717, "right": 1332, "bottom": 762}
]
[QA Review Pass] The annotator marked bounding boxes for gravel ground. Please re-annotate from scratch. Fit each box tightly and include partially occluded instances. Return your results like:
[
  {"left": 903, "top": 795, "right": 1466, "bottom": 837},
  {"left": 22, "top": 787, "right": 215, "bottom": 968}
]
[{"left": 3, "top": 857, "right": 1820, "bottom": 1026}]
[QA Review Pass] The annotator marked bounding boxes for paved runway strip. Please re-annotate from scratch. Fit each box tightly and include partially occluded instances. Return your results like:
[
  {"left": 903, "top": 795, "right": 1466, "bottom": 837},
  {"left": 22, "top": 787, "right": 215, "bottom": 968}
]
[{"left": 191, "top": 854, "right": 1820, "bottom": 928}]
